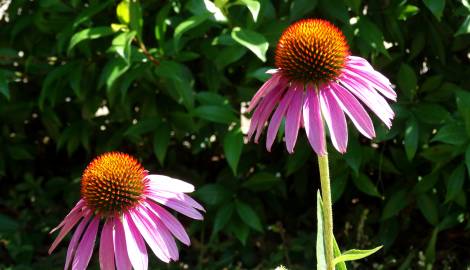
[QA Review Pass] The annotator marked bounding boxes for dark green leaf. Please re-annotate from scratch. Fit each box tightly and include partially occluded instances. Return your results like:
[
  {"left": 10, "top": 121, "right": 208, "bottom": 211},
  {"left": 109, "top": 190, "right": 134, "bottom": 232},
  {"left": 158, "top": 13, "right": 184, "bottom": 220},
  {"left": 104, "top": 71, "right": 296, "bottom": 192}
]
[
  {"left": 194, "top": 105, "right": 237, "bottom": 124},
  {"left": 445, "top": 164, "right": 465, "bottom": 203},
  {"left": 68, "top": 26, "right": 114, "bottom": 53},
  {"left": 381, "top": 190, "right": 408, "bottom": 220},
  {"left": 352, "top": 174, "right": 381, "bottom": 198},
  {"left": 432, "top": 122, "right": 467, "bottom": 145},
  {"left": 223, "top": 128, "right": 244, "bottom": 175},
  {"left": 416, "top": 193, "right": 439, "bottom": 225},
  {"left": 196, "top": 184, "right": 232, "bottom": 206},
  {"left": 236, "top": 201, "right": 263, "bottom": 232},
  {"left": 404, "top": 118, "right": 419, "bottom": 160},
  {"left": 213, "top": 202, "right": 234, "bottom": 233},
  {"left": 397, "top": 64, "right": 417, "bottom": 99},
  {"left": 153, "top": 122, "right": 171, "bottom": 164},
  {"left": 242, "top": 172, "right": 280, "bottom": 191},
  {"left": 423, "top": 0, "right": 445, "bottom": 21}
]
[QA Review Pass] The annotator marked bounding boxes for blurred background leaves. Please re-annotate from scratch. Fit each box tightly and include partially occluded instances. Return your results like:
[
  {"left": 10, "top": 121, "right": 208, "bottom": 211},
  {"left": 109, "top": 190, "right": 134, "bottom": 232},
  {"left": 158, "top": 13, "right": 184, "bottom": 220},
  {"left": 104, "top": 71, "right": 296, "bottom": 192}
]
[{"left": 0, "top": 0, "right": 470, "bottom": 269}]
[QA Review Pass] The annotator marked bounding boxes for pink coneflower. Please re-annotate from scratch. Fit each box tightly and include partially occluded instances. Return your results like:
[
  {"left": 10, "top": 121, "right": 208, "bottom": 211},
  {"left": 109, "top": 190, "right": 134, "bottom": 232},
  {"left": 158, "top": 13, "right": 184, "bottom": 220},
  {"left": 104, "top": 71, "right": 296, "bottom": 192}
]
[
  {"left": 49, "top": 152, "right": 204, "bottom": 270},
  {"left": 247, "top": 19, "right": 396, "bottom": 155}
]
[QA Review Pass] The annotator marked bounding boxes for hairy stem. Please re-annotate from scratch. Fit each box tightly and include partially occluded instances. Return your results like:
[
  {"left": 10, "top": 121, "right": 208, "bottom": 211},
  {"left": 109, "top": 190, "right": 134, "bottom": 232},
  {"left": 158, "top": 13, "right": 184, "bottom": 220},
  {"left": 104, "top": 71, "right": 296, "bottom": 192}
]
[{"left": 318, "top": 154, "right": 334, "bottom": 270}]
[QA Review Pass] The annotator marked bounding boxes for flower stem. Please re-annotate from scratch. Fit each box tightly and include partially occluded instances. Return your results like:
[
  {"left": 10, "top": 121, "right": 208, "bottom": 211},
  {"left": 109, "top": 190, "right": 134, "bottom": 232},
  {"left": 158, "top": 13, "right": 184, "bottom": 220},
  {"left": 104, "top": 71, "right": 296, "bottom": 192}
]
[{"left": 318, "top": 154, "right": 334, "bottom": 270}]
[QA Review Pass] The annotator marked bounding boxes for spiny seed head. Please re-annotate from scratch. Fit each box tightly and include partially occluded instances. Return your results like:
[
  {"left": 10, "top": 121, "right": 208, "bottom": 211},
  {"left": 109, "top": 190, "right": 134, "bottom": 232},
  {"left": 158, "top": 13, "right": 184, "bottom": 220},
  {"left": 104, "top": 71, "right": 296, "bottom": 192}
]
[
  {"left": 81, "top": 152, "right": 146, "bottom": 215},
  {"left": 275, "top": 19, "right": 350, "bottom": 85}
]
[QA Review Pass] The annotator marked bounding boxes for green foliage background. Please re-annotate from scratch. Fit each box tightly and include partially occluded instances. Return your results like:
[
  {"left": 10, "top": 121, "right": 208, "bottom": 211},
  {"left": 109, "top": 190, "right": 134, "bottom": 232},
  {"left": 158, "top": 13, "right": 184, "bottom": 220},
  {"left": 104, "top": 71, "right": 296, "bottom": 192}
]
[{"left": 1, "top": 0, "right": 470, "bottom": 269}]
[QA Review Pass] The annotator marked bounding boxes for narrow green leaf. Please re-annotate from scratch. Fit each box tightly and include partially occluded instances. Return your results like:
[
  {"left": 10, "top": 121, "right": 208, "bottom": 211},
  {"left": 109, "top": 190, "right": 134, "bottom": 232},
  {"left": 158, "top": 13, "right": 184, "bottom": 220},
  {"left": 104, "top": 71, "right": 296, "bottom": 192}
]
[
  {"left": 445, "top": 164, "right": 465, "bottom": 203},
  {"left": 153, "top": 122, "right": 171, "bottom": 164},
  {"left": 68, "top": 26, "right": 114, "bottom": 53},
  {"left": 333, "top": 237, "right": 347, "bottom": 270},
  {"left": 423, "top": 0, "right": 445, "bottom": 21},
  {"left": 129, "top": 0, "right": 143, "bottom": 38},
  {"left": 155, "top": 61, "right": 195, "bottom": 110},
  {"left": 0, "top": 70, "right": 10, "bottom": 100},
  {"left": 237, "top": 0, "right": 261, "bottom": 22},
  {"left": 465, "top": 146, "right": 470, "bottom": 178},
  {"left": 223, "top": 128, "right": 244, "bottom": 175},
  {"left": 404, "top": 118, "right": 419, "bottom": 160},
  {"left": 413, "top": 103, "right": 449, "bottom": 124},
  {"left": 456, "top": 90, "right": 470, "bottom": 135},
  {"left": 236, "top": 201, "right": 263, "bottom": 232},
  {"left": 98, "top": 58, "right": 129, "bottom": 92},
  {"left": 231, "top": 27, "right": 268, "bottom": 62},
  {"left": 194, "top": 105, "right": 237, "bottom": 124},
  {"left": 289, "top": 0, "right": 318, "bottom": 21},
  {"left": 352, "top": 174, "right": 381, "bottom": 197},
  {"left": 455, "top": 16, "right": 470, "bottom": 36},
  {"left": 333, "top": 246, "right": 383, "bottom": 265},
  {"left": 316, "top": 191, "right": 327, "bottom": 270},
  {"left": 424, "top": 228, "right": 438, "bottom": 264}
]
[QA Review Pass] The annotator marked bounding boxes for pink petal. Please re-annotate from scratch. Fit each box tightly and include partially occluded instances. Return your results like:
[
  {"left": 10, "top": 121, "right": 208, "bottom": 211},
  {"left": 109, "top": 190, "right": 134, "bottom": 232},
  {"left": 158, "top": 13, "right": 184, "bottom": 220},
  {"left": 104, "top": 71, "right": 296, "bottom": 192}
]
[
  {"left": 320, "top": 86, "right": 348, "bottom": 153},
  {"left": 344, "top": 65, "right": 396, "bottom": 101},
  {"left": 49, "top": 207, "right": 86, "bottom": 254},
  {"left": 64, "top": 213, "right": 92, "bottom": 270},
  {"left": 144, "top": 205, "right": 179, "bottom": 261},
  {"left": 303, "top": 85, "right": 326, "bottom": 156},
  {"left": 122, "top": 212, "right": 148, "bottom": 270},
  {"left": 266, "top": 90, "right": 295, "bottom": 151},
  {"left": 339, "top": 75, "right": 394, "bottom": 127},
  {"left": 247, "top": 87, "right": 278, "bottom": 140},
  {"left": 129, "top": 208, "right": 171, "bottom": 263},
  {"left": 284, "top": 84, "right": 304, "bottom": 153},
  {"left": 113, "top": 218, "right": 132, "bottom": 270},
  {"left": 254, "top": 86, "right": 286, "bottom": 143},
  {"left": 145, "top": 187, "right": 205, "bottom": 213},
  {"left": 329, "top": 82, "right": 375, "bottom": 139},
  {"left": 144, "top": 200, "right": 191, "bottom": 246},
  {"left": 247, "top": 73, "right": 282, "bottom": 112},
  {"left": 145, "top": 175, "right": 195, "bottom": 193},
  {"left": 99, "top": 219, "right": 115, "bottom": 270},
  {"left": 71, "top": 216, "right": 99, "bottom": 270},
  {"left": 146, "top": 191, "right": 203, "bottom": 220},
  {"left": 50, "top": 200, "right": 86, "bottom": 234}
]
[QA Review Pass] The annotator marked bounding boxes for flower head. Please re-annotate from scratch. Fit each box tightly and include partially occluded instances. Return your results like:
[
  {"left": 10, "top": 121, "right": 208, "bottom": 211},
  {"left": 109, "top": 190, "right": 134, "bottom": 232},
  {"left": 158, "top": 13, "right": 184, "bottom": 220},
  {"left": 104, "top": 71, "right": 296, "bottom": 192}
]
[
  {"left": 247, "top": 19, "right": 396, "bottom": 155},
  {"left": 49, "top": 152, "right": 204, "bottom": 270}
]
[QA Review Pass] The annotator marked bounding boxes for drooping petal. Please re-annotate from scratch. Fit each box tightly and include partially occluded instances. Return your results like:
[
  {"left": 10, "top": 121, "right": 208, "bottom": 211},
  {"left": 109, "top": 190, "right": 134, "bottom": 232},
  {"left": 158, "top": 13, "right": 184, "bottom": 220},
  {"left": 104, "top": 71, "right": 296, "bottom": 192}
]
[
  {"left": 145, "top": 175, "right": 194, "bottom": 193},
  {"left": 344, "top": 65, "right": 396, "bottom": 101},
  {"left": 266, "top": 90, "right": 295, "bottom": 151},
  {"left": 146, "top": 191, "right": 203, "bottom": 220},
  {"left": 247, "top": 73, "right": 283, "bottom": 112},
  {"left": 129, "top": 208, "right": 171, "bottom": 263},
  {"left": 320, "top": 86, "right": 348, "bottom": 153},
  {"left": 144, "top": 204, "right": 179, "bottom": 261},
  {"left": 144, "top": 200, "right": 191, "bottom": 246},
  {"left": 329, "top": 82, "right": 375, "bottom": 139},
  {"left": 50, "top": 199, "right": 86, "bottom": 234},
  {"left": 71, "top": 216, "right": 100, "bottom": 270},
  {"left": 284, "top": 84, "right": 304, "bottom": 153},
  {"left": 145, "top": 187, "right": 205, "bottom": 212},
  {"left": 113, "top": 218, "right": 132, "bottom": 270},
  {"left": 247, "top": 86, "right": 281, "bottom": 140},
  {"left": 122, "top": 212, "right": 148, "bottom": 270},
  {"left": 64, "top": 213, "right": 92, "bottom": 270},
  {"left": 254, "top": 84, "right": 286, "bottom": 143},
  {"left": 49, "top": 207, "right": 86, "bottom": 254},
  {"left": 303, "top": 85, "right": 326, "bottom": 156},
  {"left": 339, "top": 75, "right": 394, "bottom": 127},
  {"left": 99, "top": 219, "right": 115, "bottom": 270}
]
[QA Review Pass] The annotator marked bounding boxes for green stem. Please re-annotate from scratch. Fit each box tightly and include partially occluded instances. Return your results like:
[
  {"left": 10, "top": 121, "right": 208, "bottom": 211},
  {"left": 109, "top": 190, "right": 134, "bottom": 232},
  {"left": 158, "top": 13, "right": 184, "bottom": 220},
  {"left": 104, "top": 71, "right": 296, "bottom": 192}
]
[{"left": 318, "top": 154, "right": 334, "bottom": 270}]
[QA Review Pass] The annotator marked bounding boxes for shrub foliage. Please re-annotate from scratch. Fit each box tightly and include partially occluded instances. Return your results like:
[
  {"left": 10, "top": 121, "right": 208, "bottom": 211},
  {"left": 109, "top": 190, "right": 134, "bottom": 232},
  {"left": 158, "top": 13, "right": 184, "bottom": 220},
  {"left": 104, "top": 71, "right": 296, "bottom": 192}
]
[{"left": 0, "top": 0, "right": 470, "bottom": 269}]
